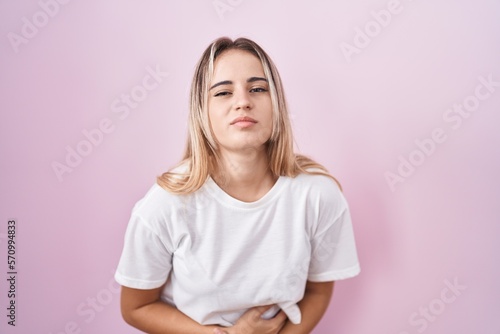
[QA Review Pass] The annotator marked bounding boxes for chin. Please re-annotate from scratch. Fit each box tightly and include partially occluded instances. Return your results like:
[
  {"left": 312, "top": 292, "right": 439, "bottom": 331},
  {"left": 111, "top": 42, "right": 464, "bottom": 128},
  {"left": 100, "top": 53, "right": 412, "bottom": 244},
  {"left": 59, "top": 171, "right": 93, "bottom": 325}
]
[{"left": 223, "top": 141, "right": 267, "bottom": 153}]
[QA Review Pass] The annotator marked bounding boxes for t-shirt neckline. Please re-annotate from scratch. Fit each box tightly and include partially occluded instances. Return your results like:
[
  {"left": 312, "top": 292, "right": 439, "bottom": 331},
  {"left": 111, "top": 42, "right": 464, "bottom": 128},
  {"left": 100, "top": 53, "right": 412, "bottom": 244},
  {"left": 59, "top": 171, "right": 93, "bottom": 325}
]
[{"left": 204, "top": 175, "right": 287, "bottom": 209}]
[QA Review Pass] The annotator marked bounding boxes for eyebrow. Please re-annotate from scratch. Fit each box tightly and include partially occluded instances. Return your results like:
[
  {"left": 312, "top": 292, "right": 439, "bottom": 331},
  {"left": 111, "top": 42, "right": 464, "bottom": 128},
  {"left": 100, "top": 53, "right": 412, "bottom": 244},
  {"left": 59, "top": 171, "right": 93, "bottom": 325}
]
[{"left": 209, "top": 77, "right": 268, "bottom": 90}]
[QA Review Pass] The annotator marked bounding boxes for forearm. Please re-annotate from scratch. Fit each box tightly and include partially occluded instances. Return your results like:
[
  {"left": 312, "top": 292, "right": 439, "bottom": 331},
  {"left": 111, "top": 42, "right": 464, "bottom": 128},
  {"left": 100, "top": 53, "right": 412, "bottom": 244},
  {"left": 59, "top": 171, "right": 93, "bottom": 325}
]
[
  {"left": 279, "top": 281, "right": 334, "bottom": 334},
  {"left": 125, "top": 300, "right": 217, "bottom": 334}
]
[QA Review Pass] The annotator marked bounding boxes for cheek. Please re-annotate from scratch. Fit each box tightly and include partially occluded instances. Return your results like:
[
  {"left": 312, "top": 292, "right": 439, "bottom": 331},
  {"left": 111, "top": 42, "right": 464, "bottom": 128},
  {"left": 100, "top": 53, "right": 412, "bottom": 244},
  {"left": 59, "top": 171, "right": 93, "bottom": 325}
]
[
  {"left": 260, "top": 123, "right": 273, "bottom": 143},
  {"left": 207, "top": 106, "right": 226, "bottom": 140},
  {"left": 263, "top": 102, "right": 274, "bottom": 130},
  {"left": 208, "top": 99, "right": 228, "bottom": 120}
]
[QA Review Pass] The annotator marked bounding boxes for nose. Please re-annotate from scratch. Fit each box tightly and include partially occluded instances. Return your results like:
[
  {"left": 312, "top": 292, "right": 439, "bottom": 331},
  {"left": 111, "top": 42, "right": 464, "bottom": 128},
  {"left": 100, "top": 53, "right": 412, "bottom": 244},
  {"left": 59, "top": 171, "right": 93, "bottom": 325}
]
[{"left": 234, "top": 89, "right": 252, "bottom": 110}]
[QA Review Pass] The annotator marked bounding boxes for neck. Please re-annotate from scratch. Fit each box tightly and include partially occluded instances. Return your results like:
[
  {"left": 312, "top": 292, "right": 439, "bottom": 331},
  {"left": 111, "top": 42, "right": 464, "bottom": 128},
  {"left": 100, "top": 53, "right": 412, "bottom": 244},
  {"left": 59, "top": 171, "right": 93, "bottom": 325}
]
[{"left": 212, "top": 146, "right": 277, "bottom": 202}]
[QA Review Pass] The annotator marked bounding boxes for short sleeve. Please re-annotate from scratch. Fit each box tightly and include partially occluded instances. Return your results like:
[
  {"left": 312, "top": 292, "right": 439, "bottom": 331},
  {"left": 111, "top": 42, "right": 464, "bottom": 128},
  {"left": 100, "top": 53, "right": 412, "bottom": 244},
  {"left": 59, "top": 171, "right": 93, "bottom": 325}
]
[
  {"left": 308, "top": 190, "right": 360, "bottom": 282},
  {"left": 115, "top": 214, "right": 173, "bottom": 289}
]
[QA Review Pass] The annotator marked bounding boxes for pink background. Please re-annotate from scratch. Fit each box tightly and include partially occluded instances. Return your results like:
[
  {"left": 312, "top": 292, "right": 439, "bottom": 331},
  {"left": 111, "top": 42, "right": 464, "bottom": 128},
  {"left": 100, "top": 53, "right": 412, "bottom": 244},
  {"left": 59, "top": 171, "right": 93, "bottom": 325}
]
[{"left": 1, "top": 1, "right": 499, "bottom": 333}]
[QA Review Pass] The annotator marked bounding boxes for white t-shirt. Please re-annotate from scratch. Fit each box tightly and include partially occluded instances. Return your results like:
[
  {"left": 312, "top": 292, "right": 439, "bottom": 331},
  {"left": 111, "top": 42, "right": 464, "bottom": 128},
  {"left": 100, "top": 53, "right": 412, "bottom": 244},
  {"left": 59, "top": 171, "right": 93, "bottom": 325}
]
[{"left": 115, "top": 171, "right": 360, "bottom": 326}]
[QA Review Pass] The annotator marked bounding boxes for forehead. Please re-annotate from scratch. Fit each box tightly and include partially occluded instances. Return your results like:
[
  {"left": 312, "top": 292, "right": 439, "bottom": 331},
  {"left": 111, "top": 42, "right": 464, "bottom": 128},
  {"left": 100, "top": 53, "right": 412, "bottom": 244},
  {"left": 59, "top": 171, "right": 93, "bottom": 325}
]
[{"left": 212, "top": 49, "right": 265, "bottom": 78}]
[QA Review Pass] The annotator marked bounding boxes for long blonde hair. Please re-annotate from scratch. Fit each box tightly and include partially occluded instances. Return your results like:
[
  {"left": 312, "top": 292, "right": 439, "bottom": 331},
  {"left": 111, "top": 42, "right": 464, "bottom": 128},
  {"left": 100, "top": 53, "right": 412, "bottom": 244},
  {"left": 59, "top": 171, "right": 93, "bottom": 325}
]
[{"left": 157, "top": 37, "right": 341, "bottom": 193}]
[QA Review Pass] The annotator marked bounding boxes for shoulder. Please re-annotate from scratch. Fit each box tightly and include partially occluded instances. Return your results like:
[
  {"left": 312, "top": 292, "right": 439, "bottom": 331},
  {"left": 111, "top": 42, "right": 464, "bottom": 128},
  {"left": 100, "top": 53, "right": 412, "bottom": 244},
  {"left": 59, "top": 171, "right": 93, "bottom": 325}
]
[
  {"left": 135, "top": 161, "right": 192, "bottom": 214},
  {"left": 168, "top": 160, "right": 190, "bottom": 174},
  {"left": 130, "top": 183, "right": 187, "bottom": 232},
  {"left": 290, "top": 172, "right": 348, "bottom": 212},
  {"left": 291, "top": 172, "right": 342, "bottom": 197}
]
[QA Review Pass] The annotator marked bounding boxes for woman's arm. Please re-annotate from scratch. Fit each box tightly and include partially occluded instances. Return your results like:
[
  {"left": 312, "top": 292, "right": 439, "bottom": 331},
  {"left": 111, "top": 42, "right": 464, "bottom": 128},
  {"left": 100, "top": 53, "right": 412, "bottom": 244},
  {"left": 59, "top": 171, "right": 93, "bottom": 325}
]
[
  {"left": 279, "top": 281, "right": 335, "bottom": 334},
  {"left": 121, "top": 286, "right": 287, "bottom": 334},
  {"left": 121, "top": 285, "right": 219, "bottom": 334}
]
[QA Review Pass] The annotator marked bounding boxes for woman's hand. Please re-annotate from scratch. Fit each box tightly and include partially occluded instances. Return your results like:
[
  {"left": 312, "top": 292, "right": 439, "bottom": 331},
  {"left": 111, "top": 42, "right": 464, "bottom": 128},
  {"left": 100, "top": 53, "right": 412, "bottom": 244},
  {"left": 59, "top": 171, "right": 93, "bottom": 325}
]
[{"left": 213, "top": 305, "right": 287, "bottom": 334}]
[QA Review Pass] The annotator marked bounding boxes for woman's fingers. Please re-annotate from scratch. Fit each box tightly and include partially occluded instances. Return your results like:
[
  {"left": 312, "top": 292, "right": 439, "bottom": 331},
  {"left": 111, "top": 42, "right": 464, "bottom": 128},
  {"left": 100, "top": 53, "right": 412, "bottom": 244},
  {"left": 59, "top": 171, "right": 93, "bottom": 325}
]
[
  {"left": 240, "top": 306, "right": 288, "bottom": 333},
  {"left": 271, "top": 311, "right": 288, "bottom": 330}
]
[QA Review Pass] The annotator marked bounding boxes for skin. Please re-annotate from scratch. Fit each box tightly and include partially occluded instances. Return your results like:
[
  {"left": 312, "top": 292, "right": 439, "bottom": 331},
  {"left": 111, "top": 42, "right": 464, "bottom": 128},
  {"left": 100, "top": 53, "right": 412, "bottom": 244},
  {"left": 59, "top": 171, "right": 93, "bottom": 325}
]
[
  {"left": 120, "top": 285, "right": 286, "bottom": 334},
  {"left": 120, "top": 49, "right": 335, "bottom": 334},
  {"left": 207, "top": 49, "right": 277, "bottom": 202}
]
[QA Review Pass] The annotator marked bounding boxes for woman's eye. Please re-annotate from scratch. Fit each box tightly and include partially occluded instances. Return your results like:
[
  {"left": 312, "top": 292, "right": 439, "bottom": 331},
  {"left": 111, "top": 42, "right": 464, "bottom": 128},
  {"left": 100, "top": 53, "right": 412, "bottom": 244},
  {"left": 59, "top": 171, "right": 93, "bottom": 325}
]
[
  {"left": 214, "top": 91, "right": 231, "bottom": 97},
  {"left": 250, "top": 87, "right": 268, "bottom": 93}
]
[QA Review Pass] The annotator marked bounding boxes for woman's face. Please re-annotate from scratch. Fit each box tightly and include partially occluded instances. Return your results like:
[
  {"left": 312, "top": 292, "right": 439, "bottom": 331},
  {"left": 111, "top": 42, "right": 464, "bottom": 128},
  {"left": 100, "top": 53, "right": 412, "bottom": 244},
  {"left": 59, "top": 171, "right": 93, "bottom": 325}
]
[{"left": 207, "top": 49, "right": 273, "bottom": 153}]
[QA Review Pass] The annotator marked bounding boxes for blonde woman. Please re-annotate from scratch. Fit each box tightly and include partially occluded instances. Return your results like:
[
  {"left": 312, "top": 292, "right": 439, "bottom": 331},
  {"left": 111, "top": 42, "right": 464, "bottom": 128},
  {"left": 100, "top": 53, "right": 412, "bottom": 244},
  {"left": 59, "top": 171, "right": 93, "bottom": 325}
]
[{"left": 115, "top": 37, "right": 360, "bottom": 334}]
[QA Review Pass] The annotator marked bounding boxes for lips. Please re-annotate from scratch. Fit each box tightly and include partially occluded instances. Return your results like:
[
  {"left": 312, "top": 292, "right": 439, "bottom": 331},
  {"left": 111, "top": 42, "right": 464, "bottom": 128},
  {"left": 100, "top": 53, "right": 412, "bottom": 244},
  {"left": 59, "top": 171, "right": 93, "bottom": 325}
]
[{"left": 230, "top": 116, "right": 258, "bottom": 125}]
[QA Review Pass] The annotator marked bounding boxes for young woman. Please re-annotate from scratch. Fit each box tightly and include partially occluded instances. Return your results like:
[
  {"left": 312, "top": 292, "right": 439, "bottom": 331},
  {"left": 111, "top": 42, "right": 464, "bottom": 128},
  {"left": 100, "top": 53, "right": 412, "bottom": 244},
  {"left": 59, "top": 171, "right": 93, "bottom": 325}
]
[{"left": 115, "top": 37, "right": 360, "bottom": 334}]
